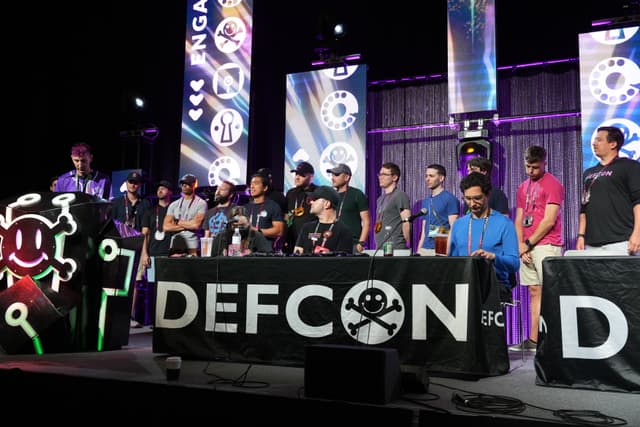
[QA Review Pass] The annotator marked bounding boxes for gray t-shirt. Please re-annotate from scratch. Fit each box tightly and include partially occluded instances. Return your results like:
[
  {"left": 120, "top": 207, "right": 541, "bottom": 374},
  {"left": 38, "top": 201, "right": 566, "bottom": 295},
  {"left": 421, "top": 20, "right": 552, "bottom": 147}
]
[{"left": 374, "top": 188, "right": 411, "bottom": 249}]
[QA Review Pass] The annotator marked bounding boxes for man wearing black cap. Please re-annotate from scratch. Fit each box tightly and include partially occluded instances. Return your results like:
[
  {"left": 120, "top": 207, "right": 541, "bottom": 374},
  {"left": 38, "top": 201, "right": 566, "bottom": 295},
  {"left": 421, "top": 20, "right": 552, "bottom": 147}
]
[
  {"left": 138, "top": 179, "right": 174, "bottom": 326},
  {"left": 109, "top": 171, "right": 151, "bottom": 231},
  {"left": 293, "top": 186, "right": 353, "bottom": 254},
  {"left": 327, "top": 163, "right": 370, "bottom": 253},
  {"left": 256, "top": 167, "right": 287, "bottom": 214},
  {"left": 163, "top": 174, "right": 208, "bottom": 256},
  {"left": 109, "top": 170, "right": 151, "bottom": 328},
  {"left": 284, "top": 161, "right": 317, "bottom": 253}
]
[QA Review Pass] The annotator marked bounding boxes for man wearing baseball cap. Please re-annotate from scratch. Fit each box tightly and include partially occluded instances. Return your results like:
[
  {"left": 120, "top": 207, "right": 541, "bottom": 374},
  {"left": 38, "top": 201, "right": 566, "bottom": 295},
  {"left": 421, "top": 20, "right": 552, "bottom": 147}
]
[
  {"left": 109, "top": 170, "right": 151, "bottom": 231},
  {"left": 326, "top": 163, "right": 370, "bottom": 253},
  {"left": 284, "top": 161, "right": 317, "bottom": 253},
  {"left": 163, "top": 173, "right": 207, "bottom": 256},
  {"left": 138, "top": 179, "right": 174, "bottom": 326},
  {"left": 293, "top": 185, "right": 353, "bottom": 254}
]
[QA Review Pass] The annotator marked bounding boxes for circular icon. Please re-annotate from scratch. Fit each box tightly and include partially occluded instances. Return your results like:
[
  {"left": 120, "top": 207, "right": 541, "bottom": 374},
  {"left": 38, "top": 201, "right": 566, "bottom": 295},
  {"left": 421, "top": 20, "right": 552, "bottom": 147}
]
[
  {"left": 341, "top": 280, "right": 404, "bottom": 345},
  {"left": 208, "top": 156, "right": 242, "bottom": 185},
  {"left": 320, "top": 142, "right": 358, "bottom": 177},
  {"left": 320, "top": 90, "right": 359, "bottom": 131},
  {"left": 591, "top": 27, "right": 639, "bottom": 45},
  {"left": 217, "top": 0, "right": 242, "bottom": 7},
  {"left": 214, "top": 17, "right": 246, "bottom": 54},
  {"left": 213, "top": 62, "right": 244, "bottom": 100},
  {"left": 589, "top": 57, "right": 640, "bottom": 105},
  {"left": 321, "top": 64, "right": 360, "bottom": 81},
  {"left": 210, "top": 108, "right": 244, "bottom": 146}
]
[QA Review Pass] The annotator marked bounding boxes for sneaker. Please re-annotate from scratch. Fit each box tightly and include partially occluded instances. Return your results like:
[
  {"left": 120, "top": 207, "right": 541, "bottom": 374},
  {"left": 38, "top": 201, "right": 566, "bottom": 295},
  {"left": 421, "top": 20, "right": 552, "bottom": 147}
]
[
  {"left": 130, "top": 319, "right": 143, "bottom": 328},
  {"left": 508, "top": 339, "right": 538, "bottom": 352}
]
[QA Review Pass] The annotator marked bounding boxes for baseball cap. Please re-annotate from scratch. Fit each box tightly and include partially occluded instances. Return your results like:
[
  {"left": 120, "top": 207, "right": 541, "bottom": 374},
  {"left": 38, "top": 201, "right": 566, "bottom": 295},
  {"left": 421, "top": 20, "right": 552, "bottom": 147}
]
[
  {"left": 156, "top": 179, "right": 173, "bottom": 191},
  {"left": 126, "top": 171, "right": 142, "bottom": 183},
  {"left": 255, "top": 167, "right": 273, "bottom": 180},
  {"left": 180, "top": 174, "right": 197, "bottom": 187},
  {"left": 306, "top": 185, "right": 340, "bottom": 208},
  {"left": 291, "top": 161, "right": 314, "bottom": 176},
  {"left": 326, "top": 163, "right": 352, "bottom": 176}
]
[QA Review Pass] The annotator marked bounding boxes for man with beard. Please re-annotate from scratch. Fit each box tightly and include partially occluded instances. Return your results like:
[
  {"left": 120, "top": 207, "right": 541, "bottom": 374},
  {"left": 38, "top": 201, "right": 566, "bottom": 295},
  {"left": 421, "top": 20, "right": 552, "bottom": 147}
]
[
  {"left": 284, "top": 161, "right": 317, "bottom": 253},
  {"left": 203, "top": 180, "right": 237, "bottom": 238}
]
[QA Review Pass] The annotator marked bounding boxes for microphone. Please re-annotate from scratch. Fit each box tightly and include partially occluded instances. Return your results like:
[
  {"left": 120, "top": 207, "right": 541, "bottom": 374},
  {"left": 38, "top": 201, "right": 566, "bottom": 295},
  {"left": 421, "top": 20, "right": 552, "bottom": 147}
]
[{"left": 402, "top": 208, "right": 428, "bottom": 223}]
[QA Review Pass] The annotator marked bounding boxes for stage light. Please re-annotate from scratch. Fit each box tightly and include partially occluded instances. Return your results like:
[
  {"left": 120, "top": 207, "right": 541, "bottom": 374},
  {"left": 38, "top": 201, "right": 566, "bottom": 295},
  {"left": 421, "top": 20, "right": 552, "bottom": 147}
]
[
  {"left": 333, "top": 23, "right": 345, "bottom": 38},
  {"left": 456, "top": 138, "right": 492, "bottom": 172},
  {"left": 134, "top": 96, "right": 145, "bottom": 109}
]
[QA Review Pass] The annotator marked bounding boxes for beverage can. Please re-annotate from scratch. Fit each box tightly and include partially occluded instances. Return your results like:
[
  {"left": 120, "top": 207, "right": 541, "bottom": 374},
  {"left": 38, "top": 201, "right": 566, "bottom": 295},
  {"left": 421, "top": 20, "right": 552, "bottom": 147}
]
[{"left": 383, "top": 241, "right": 393, "bottom": 256}]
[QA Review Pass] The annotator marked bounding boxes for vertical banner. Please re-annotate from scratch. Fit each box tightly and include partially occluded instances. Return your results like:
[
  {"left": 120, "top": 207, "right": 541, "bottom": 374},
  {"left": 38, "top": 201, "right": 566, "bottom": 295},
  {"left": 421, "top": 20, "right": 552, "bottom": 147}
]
[
  {"left": 447, "top": 0, "right": 497, "bottom": 116},
  {"left": 180, "top": 0, "right": 253, "bottom": 187},
  {"left": 284, "top": 65, "right": 367, "bottom": 192},
  {"left": 579, "top": 26, "right": 640, "bottom": 171}
]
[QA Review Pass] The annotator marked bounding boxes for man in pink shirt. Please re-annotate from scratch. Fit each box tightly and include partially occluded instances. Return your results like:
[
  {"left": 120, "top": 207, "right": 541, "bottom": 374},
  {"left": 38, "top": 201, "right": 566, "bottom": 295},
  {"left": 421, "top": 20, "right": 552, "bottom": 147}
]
[{"left": 513, "top": 146, "right": 564, "bottom": 352}]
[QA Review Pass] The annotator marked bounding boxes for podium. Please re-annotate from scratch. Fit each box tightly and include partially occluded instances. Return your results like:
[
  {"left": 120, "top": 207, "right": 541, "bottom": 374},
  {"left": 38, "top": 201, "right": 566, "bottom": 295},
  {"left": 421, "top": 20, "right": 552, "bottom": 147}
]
[{"left": 0, "top": 192, "right": 141, "bottom": 354}]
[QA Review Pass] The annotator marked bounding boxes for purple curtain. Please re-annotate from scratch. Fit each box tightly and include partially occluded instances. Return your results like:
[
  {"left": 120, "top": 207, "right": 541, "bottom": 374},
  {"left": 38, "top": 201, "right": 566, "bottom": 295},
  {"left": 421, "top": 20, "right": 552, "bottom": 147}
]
[{"left": 365, "top": 63, "right": 582, "bottom": 344}]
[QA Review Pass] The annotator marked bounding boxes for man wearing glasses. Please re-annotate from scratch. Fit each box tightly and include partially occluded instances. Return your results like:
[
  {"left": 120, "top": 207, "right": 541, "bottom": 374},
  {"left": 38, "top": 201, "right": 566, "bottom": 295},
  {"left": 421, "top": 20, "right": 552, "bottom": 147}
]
[
  {"left": 373, "top": 162, "right": 412, "bottom": 251},
  {"left": 163, "top": 174, "right": 207, "bottom": 256},
  {"left": 449, "top": 172, "right": 519, "bottom": 301},
  {"left": 327, "top": 163, "right": 370, "bottom": 253}
]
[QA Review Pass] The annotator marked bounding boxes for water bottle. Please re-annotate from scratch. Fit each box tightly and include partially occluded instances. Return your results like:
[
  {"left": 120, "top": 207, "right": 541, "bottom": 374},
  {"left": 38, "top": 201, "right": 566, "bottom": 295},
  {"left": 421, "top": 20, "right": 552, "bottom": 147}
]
[{"left": 228, "top": 227, "right": 242, "bottom": 256}]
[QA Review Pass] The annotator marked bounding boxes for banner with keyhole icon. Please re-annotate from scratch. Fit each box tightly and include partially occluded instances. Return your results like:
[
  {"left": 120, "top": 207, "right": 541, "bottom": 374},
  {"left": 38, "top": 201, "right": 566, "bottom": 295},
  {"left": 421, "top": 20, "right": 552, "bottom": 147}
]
[{"left": 179, "top": 0, "right": 253, "bottom": 187}]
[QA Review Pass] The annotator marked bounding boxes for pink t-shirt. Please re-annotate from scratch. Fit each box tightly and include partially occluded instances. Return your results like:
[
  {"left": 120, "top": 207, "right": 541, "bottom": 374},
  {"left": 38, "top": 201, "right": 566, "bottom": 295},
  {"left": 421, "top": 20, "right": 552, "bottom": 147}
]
[{"left": 516, "top": 172, "right": 564, "bottom": 246}]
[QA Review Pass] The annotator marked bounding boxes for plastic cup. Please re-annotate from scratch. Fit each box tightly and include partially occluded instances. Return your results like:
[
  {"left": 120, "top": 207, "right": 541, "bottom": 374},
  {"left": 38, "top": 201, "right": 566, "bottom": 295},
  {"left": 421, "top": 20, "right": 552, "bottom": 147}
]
[
  {"left": 165, "top": 356, "right": 181, "bottom": 380},
  {"left": 200, "top": 237, "right": 213, "bottom": 257}
]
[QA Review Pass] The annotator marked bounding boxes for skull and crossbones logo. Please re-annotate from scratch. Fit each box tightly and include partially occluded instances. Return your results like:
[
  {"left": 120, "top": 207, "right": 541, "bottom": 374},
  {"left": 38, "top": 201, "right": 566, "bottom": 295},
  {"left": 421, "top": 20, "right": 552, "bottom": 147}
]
[
  {"left": 0, "top": 193, "right": 78, "bottom": 289},
  {"left": 342, "top": 280, "right": 404, "bottom": 344}
]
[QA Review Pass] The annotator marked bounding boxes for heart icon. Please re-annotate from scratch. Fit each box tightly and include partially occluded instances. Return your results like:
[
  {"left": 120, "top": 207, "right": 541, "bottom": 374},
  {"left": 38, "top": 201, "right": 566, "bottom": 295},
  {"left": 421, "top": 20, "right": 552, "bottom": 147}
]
[
  {"left": 188, "top": 109, "right": 203, "bottom": 121},
  {"left": 189, "top": 94, "right": 203, "bottom": 106},
  {"left": 190, "top": 79, "right": 205, "bottom": 92}
]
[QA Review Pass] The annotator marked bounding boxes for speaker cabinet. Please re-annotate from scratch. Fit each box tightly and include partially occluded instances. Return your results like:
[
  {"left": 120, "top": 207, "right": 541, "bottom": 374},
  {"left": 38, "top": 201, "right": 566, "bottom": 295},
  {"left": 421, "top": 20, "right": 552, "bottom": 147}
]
[{"left": 304, "top": 344, "right": 401, "bottom": 404}]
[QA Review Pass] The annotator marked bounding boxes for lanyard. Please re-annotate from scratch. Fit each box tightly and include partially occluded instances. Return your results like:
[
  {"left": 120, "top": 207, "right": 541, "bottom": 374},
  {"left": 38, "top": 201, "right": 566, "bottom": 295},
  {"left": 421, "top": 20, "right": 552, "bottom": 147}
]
[
  {"left": 336, "top": 188, "right": 347, "bottom": 219},
  {"left": 75, "top": 171, "right": 93, "bottom": 193},
  {"left": 467, "top": 209, "right": 491, "bottom": 254},
  {"left": 377, "top": 188, "right": 395, "bottom": 220},
  {"left": 524, "top": 179, "right": 538, "bottom": 214},
  {"left": 177, "top": 197, "right": 196, "bottom": 221},
  {"left": 313, "top": 222, "right": 335, "bottom": 248},
  {"left": 429, "top": 196, "right": 444, "bottom": 224},
  {"left": 586, "top": 157, "right": 617, "bottom": 193}
]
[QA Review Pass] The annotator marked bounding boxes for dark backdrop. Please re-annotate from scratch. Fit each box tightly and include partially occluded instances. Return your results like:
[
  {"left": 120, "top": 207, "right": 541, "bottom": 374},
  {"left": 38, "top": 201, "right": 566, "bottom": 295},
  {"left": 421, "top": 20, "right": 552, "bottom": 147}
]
[{"left": 4, "top": 0, "right": 631, "bottom": 199}]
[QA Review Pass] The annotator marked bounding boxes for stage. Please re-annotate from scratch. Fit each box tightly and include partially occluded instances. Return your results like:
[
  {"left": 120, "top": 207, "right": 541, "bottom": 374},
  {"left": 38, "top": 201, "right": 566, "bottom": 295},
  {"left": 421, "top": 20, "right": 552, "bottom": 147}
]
[{"left": 0, "top": 327, "right": 635, "bottom": 426}]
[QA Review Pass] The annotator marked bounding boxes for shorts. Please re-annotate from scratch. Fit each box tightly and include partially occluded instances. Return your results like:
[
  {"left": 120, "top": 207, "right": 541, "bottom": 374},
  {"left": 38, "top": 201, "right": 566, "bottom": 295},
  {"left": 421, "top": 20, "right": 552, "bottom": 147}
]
[{"left": 519, "top": 244, "right": 562, "bottom": 286}]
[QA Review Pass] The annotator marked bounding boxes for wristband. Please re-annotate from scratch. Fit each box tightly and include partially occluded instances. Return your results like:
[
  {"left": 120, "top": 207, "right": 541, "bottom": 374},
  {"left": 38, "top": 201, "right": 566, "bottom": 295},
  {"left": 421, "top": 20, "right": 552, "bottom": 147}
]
[
  {"left": 577, "top": 234, "right": 585, "bottom": 238},
  {"left": 357, "top": 241, "right": 366, "bottom": 247},
  {"left": 524, "top": 239, "right": 535, "bottom": 250}
]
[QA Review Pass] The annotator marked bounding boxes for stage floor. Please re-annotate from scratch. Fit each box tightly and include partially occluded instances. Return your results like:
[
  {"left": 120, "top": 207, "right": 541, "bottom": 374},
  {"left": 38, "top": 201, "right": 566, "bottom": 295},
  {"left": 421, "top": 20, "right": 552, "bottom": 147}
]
[{"left": 0, "top": 327, "right": 636, "bottom": 426}]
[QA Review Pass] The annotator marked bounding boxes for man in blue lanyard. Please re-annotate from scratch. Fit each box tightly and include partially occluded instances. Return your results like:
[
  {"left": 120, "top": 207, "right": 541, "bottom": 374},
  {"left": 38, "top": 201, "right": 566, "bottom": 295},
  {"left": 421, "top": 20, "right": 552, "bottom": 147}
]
[
  {"left": 449, "top": 172, "right": 519, "bottom": 301},
  {"left": 416, "top": 164, "right": 460, "bottom": 256}
]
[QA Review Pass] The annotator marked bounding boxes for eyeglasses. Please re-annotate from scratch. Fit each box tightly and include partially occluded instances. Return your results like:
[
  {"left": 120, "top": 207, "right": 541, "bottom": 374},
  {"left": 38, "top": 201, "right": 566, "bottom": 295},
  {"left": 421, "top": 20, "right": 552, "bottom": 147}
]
[
  {"left": 377, "top": 173, "right": 393, "bottom": 177},
  {"left": 463, "top": 195, "right": 486, "bottom": 203}
]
